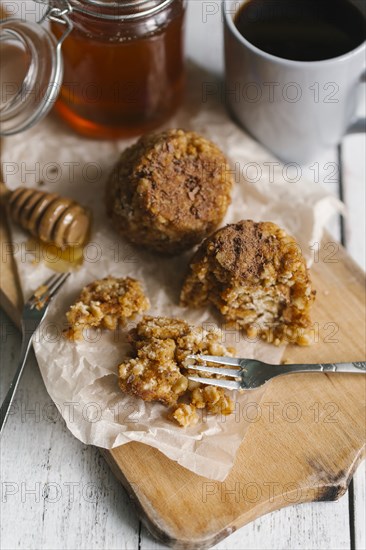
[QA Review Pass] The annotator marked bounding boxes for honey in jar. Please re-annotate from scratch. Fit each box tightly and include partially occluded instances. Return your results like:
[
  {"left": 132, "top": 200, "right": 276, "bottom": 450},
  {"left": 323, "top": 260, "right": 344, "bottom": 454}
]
[{"left": 50, "top": 0, "right": 186, "bottom": 138}]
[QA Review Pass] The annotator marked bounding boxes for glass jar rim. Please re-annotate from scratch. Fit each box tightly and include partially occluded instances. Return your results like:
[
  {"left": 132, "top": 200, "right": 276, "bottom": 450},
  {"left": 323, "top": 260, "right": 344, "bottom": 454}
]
[{"left": 66, "top": 0, "right": 177, "bottom": 20}]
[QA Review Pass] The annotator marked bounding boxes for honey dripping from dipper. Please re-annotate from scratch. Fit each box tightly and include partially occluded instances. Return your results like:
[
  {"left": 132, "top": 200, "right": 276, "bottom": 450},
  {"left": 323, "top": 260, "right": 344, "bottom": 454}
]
[{"left": 0, "top": 182, "right": 92, "bottom": 272}]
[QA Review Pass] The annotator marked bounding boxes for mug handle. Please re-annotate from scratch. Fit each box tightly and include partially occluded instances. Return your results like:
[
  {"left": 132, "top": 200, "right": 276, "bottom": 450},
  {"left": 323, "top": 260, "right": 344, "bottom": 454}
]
[{"left": 346, "top": 71, "right": 366, "bottom": 135}]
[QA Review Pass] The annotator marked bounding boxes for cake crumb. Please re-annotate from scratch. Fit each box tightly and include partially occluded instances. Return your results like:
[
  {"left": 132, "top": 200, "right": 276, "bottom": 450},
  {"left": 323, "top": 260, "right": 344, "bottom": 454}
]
[
  {"left": 64, "top": 276, "right": 149, "bottom": 340},
  {"left": 172, "top": 404, "right": 199, "bottom": 427}
]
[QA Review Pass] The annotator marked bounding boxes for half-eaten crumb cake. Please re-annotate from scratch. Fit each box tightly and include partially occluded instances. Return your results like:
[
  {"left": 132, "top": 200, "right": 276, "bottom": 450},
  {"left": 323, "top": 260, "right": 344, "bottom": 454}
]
[
  {"left": 181, "top": 220, "right": 315, "bottom": 346},
  {"left": 117, "top": 315, "right": 235, "bottom": 427}
]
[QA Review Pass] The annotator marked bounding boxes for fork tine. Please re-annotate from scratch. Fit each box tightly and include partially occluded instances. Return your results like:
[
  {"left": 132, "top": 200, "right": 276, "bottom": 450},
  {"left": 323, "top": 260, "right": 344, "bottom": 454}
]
[
  {"left": 29, "top": 273, "right": 60, "bottom": 301},
  {"left": 47, "top": 272, "right": 70, "bottom": 299},
  {"left": 29, "top": 272, "right": 70, "bottom": 308},
  {"left": 186, "top": 354, "right": 242, "bottom": 367},
  {"left": 187, "top": 364, "right": 241, "bottom": 378},
  {"left": 43, "top": 273, "right": 60, "bottom": 288},
  {"left": 188, "top": 376, "right": 241, "bottom": 390},
  {"left": 1, "top": 271, "right": 71, "bottom": 434}
]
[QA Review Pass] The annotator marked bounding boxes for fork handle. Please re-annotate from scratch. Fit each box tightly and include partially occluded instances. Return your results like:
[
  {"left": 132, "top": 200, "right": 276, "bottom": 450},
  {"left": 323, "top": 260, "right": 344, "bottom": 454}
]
[
  {"left": 277, "top": 361, "right": 366, "bottom": 375},
  {"left": 0, "top": 324, "right": 33, "bottom": 435}
]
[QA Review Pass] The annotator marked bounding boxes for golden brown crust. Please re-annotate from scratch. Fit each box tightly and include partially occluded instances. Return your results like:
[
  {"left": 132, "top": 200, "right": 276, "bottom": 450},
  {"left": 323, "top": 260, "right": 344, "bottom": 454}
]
[
  {"left": 64, "top": 276, "right": 150, "bottom": 340},
  {"left": 172, "top": 404, "right": 199, "bottom": 427},
  {"left": 117, "top": 315, "right": 235, "bottom": 426},
  {"left": 105, "top": 129, "right": 233, "bottom": 254},
  {"left": 180, "top": 220, "right": 316, "bottom": 346}
]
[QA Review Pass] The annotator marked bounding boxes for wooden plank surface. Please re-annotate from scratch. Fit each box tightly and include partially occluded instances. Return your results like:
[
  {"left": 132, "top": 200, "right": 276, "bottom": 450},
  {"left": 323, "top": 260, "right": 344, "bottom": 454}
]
[
  {"left": 103, "top": 238, "right": 366, "bottom": 548},
  {"left": 341, "top": 132, "right": 366, "bottom": 550},
  {"left": 0, "top": 202, "right": 23, "bottom": 326},
  {"left": 1, "top": 217, "right": 365, "bottom": 547},
  {"left": 0, "top": 166, "right": 364, "bottom": 550},
  {"left": 0, "top": 304, "right": 354, "bottom": 550}
]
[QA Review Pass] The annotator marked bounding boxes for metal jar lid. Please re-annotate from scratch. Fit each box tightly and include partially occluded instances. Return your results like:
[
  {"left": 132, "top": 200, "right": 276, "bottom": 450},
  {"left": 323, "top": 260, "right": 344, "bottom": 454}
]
[{"left": 68, "top": 0, "right": 176, "bottom": 20}]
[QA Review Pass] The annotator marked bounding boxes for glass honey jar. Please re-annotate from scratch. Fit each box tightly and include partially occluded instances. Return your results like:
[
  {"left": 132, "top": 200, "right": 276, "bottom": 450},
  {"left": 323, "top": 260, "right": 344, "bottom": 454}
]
[{"left": 0, "top": 0, "right": 186, "bottom": 138}]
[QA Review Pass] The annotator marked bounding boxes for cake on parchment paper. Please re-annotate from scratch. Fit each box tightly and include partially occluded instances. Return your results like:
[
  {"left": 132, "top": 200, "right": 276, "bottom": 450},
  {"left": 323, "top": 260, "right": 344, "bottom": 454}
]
[{"left": 105, "top": 129, "right": 233, "bottom": 254}]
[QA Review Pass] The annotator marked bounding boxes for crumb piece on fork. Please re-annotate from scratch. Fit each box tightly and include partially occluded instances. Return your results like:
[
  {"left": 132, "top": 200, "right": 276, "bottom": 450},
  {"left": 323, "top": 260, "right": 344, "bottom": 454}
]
[{"left": 117, "top": 315, "right": 235, "bottom": 427}]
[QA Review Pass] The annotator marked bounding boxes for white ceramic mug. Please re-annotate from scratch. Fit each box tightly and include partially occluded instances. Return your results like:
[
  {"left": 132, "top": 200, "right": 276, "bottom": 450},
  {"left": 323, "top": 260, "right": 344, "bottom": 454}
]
[{"left": 223, "top": 0, "right": 366, "bottom": 163}]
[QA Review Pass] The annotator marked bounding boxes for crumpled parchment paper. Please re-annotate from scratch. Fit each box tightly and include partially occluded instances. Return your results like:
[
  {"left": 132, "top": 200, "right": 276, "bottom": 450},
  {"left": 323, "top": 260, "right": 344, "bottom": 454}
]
[{"left": 1, "top": 63, "right": 342, "bottom": 481}]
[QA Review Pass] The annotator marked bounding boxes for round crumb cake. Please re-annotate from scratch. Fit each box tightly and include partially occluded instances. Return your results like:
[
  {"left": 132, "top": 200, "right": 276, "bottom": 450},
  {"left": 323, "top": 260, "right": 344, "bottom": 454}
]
[
  {"left": 105, "top": 129, "right": 233, "bottom": 254},
  {"left": 180, "top": 220, "right": 316, "bottom": 346}
]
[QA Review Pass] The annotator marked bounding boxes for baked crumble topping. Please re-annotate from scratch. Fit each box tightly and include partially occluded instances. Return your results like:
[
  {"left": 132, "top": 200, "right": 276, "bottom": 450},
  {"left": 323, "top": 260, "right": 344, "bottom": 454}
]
[
  {"left": 117, "top": 315, "right": 235, "bottom": 426},
  {"left": 105, "top": 129, "right": 233, "bottom": 254},
  {"left": 180, "top": 220, "right": 316, "bottom": 346},
  {"left": 64, "top": 276, "right": 150, "bottom": 340}
]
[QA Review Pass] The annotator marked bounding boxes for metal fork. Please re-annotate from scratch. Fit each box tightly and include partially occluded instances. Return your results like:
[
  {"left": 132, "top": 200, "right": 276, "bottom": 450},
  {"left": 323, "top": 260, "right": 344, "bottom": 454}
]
[
  {"left": 0, "top": 272, "right": 70, "bottom": 434},
  {"left": 186, "top": 355, "right": 366, "bottom": 391}
]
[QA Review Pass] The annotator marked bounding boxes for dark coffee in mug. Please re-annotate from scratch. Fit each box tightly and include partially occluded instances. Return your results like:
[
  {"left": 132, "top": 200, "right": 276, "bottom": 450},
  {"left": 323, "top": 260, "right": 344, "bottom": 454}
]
[{"left": 234, "top": 0, "right": 366, "bottom": 61}]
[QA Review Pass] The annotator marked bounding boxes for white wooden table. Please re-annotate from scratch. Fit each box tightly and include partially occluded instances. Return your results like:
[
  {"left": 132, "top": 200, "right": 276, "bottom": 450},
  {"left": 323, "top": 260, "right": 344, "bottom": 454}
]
[{"left": 1, "top": 2, "right": 365, "bottom": 549}]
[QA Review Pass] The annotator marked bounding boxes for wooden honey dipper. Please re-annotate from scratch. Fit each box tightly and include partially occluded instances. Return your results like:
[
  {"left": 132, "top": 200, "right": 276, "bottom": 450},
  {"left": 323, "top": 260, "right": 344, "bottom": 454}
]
[{"left": 0, "top": 182, "right": 92, "bottom": 249}]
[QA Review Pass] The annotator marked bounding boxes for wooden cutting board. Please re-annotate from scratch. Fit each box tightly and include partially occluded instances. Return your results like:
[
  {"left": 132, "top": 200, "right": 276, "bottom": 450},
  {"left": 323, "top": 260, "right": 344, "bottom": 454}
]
[{"left": 1, "top": 211, "right": 365, "bottom": 549}]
